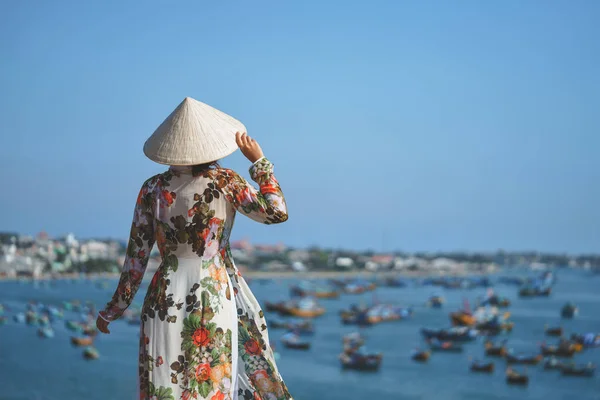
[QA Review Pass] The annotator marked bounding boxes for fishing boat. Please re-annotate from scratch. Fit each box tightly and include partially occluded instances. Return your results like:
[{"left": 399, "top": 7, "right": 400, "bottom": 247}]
[
  {"left": 470, "top": 360, "right": 494, "bottom": 373},
  {"left": 287, "top": 297, "right": 326, "bottom": 318},
  {"left": 544, "top": 325, "right": 563, "bottom": 337},
  {"left": 264, "top": 301, "right": 289, "bottom": 315},
  {"left": 420, "top": 327, "right": 478, "bottom": 342},
  {"left": 342, "top": 332, "right": 366, "bottom": 349},
  {"left": 518, "top": 285, "right": 551, "bottom": 297},
  {"left": 505, "top": 353, "right": 543, "bottom": 365},
  {"left": 411, "top": 349, "right": 430, "bottom": 362},
  {"left": 13, "top": 313, "right": 25, "bottom": 324},
  {"left": 71, "top": 336, "right": 94, "bottom": 347},
  {"left": 540, "top": 343, "right": 576, "bottom": 358},
  {"left": 570, "top": 332, "right": 600, "bottom": 349},
  {"left": 366, "top": 304, "right": 412, "bottom": 324},
  {"left": 561, "top": 302, "right": 578, "bottom": 319},
  {"left": 543, "top": 357, "right": 565, "bottom": 370},
  {"left": 450, "top": 311, "right": 477, "bottom": 327},
  {"left": 484, "top": 340, "right": 507, "bottom": 357},
  {"left": 285, "top": 320, "right": 314, "bottom": 335},
  {"left": 313, "top": 288, "right": 340, "bottom": 299},
  {"left": 339, "top": 350, "right": 383, "bottom": 371},
  {"left": 382, "top": 277, "right": 409, "bottom": 288},
  {"left": 65, "top": 320, "right": 83, "bottom": 332},
  {"left": 479, "top": 289, "right": 510, "bottom": 308},
  {"left": 83, "top": 346, "right": 99, "bottom": 360},
  {"left": 37, "top": 327, "right": 55, "bottom": 338},
  {"left": 560, "top": 362, "right": 595, "bottom": 377},
  {"left": 505, "top": 367, "right": 529, "bottom": 385},
  {"left": 427, "top": 339, "right": 463, "bottom": 353},
  {"left": 427, "top": 295, "right": 444, "bottom": 308},
  {"left": 281, "top": 332, "right": 311, "bottom": 350}
]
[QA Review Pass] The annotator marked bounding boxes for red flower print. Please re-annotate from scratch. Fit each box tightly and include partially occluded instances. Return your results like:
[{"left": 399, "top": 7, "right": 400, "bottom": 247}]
[
  {"left": 156, "top": 356, "right": 163, "bottom": 366},
  {"left": 260, "top": 184, "right": 279, "bottom": 195},
  {"left": 188, "top": 207, "right": 196, "bottom": 217},
  {"left": 181, "top": 390, "right": 192, "bottom": 400},
  {"left": 200, "top": 228, "right": 210, "bottom": 241},
  {"left": 162, "top": 190, "right": 175, "bottom": 206},
  {"left": 211, "top": 391, "right": 224, "bottom": 400},
  {"left": 254, "top": 392, "right": 262, "bottom": 400},
  {"left": 137, "top": 250, "right": 145, "bottom": 258},
  {"left": 209, "top": 217, "right": 220, "bottom": 226},
  {"left": 195, "top": 363, "right": 211, "bottom": 382},
  {"left": 244, "top": 338, "right": 262, "bottom": 355},
  {"left": 129, "top": 270, "right": 142, "bottom": 282},
  {"left": 192, "top": 327, "right": 210, "bottom": 347},
  {"left": 236, "top": 188, "right": 253, "bottom": 205}
]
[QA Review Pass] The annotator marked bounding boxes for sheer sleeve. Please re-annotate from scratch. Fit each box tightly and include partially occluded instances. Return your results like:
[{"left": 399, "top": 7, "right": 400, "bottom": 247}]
[
  {"left": 220, "top": 157, "right": 288, "bottom": 224},
  {"left": 99, "top": 179, "right": 156, "bottom": 322}
]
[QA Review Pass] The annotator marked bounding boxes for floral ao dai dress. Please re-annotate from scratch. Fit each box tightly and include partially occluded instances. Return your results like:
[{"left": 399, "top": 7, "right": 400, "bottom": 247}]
[{"left": 99, "top": 158, "right": 293, "bottom": 400}]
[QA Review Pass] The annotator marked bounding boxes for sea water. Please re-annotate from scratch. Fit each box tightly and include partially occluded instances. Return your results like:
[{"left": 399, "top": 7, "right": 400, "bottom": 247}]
[{"left": 0, "top": 268, "right": 599, "bottom": 400}]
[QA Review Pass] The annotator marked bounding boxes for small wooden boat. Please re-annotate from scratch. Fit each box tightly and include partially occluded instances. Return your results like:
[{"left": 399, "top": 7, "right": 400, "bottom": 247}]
[
  {"left": 65, "top": 320, "right": 83, "bottom": 332},
  {"left": 519, "top": 286, "right": 551, "bottom": 297},
  {"left": 545, "top": 325, "right": 563, "bottom": 337},
  {"left": 71, "top": 336, "right": 94, "bottom": 347},
  {"left": 506, "top": 368, "right": 529, "bottom": 385},
  {"left": 288, "top": 306, "right": 325, "bottom": 318},
  {"left": 421, "top": 327, "right": 478, "bottom": 342},
  {"left": 281, "top": 333, "right": 311, "bottom": 350},
  {"left": 484, "top": 340, "right": 507, "bottom": 357},
  {"left": 339, "top": 352, "right": 383, "bottom": 371},
  {"left": 543, "top": 357, "right": 565, "bottom": 370},
  {"left": 314, "top": 290, "right": 340, "bottom": 299},
  {"left": 427, "top": 296, "right": 444, "bottom": 308},
  {"left": 561, "top": 363, "right": 595, "bottom": 377},
  {"left": 264, "top": 301, "right": 290, "bottom": 315},
  {"left": 505, "top": 353, "right": 543, "bottom": 365},
  {"left": 411, "top": 350, "right": 431, "bottom": 362},
  {"left": 83, "top": 346, "right": 99, "bottom": 360},
  {"left": 342, "top": 332, "right": 366, "bottom": 349},
  {"left": 561, "top": 302, "right": 578, "bottom": 319},
  {"left": 450, "top": 311, "right": 477, "bottom": 327},
  {"left": 428, "top": 339, "right": 463, "bottom": 353},
  {"left": 37, "top": 327, "right": 55, "bottom": 338},
  {"left": 470, "top": 360, "right": 494, "bottom": 373},
  {"left": 540, "top": 344, "right": 575, "bottom": 358},
  {"left": 13, "top": 313, "right": 26, "bottom": 324}
]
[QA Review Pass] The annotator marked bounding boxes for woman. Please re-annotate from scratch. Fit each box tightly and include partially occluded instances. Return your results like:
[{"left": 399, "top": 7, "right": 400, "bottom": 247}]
[{"left": 96, "top": 97, "right": 293, "bottom": 400}]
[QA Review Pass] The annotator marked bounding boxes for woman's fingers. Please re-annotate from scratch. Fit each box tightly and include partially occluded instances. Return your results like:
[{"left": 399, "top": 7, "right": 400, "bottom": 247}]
[{"left": 96, "top": 317, "right": 111, "bottom": 334}]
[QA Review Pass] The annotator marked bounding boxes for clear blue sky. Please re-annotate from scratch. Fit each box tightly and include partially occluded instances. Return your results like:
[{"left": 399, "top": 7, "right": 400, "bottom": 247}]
[{"left": 1, "top": 1, "right": 598, "bottom": 253}]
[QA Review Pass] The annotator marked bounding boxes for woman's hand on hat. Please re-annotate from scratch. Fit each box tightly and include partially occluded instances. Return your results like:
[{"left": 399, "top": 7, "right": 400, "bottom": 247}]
[{"left": 236, "top": 132, "right": 264, "bottom": 163}]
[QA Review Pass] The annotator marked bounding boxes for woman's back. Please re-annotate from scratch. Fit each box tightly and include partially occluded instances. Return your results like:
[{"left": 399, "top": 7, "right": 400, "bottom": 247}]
[{"left": 147, "top": 160, "right": 288, "bottom": 260}]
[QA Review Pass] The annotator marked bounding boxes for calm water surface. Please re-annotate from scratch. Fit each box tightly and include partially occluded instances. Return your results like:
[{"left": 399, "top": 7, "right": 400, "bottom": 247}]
[{"left": 1, "top": 269, "right": 599, "bottom": 400}]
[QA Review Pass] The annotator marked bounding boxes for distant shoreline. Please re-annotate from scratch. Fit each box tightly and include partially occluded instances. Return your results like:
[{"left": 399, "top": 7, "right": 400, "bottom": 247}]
[{"left": 0, "top": 268, "right": 496, "bottom": 282}]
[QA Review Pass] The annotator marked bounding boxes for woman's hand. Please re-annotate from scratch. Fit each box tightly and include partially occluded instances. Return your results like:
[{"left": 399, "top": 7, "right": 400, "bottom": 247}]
[
  {"left": 96, "top": 316, "right": 111, "bottom": 334},
  {"left": 236, "top": 132, "right": 264, "bottom": 163}
]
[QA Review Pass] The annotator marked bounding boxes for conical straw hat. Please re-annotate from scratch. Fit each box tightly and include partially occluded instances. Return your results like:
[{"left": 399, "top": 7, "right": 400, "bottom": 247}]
[{"left": 143, "top": 97, "right": 245, "bottom": 165}]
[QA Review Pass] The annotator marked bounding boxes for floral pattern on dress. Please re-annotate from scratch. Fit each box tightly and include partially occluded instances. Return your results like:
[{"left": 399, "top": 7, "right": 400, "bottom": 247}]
[{"left": 100, "top": 158, "right": 292, "bottom": 400}]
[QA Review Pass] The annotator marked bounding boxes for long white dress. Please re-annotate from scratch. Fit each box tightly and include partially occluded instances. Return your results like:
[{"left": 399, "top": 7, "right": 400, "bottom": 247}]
[{"left": 99, "top": 158, "right": 292, "bottom": 400}]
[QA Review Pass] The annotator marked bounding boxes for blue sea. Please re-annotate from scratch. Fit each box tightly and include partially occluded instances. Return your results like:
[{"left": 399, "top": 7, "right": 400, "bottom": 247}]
[{"left": 1, "top": 269, "right": 599, "bottom": 400}]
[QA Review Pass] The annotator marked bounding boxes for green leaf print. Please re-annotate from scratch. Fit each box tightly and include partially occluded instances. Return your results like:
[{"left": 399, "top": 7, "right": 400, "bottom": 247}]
[
  {"left": 199, "top": 381, "right": 212, "bottom": 398},
  {"left": 155, "top": 386, "right": 174, "bottom": 400}
]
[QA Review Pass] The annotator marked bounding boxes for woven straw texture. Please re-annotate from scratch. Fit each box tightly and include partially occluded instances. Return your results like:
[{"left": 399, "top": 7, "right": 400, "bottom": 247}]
[{"left": 143, "top": 97, "right": 244, "bottom": 165}]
